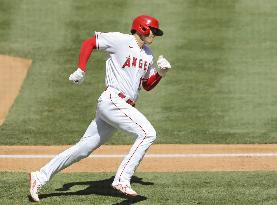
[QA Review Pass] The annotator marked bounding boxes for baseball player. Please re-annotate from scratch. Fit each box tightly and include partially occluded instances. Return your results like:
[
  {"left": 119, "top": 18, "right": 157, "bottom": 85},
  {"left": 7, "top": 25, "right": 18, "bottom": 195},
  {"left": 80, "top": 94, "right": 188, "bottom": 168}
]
[{"left": 29, "top": 15, "right": 171, "bottom": 202}]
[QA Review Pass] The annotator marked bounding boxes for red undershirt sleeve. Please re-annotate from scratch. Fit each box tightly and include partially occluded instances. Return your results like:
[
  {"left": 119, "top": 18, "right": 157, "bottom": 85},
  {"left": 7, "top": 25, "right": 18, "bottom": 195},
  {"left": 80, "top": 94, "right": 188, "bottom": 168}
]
[
  {"left": 78, "top": 35, "right": 97, "bottom": 71},
  {"left": 142, "top": 72, "right": 162, "bottom": 91}
]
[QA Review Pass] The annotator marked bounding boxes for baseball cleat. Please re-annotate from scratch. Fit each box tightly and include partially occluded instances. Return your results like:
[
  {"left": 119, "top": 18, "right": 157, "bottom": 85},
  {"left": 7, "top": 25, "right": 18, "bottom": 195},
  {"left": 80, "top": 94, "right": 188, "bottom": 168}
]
[
  {"left": 29, "top": 172, "right": 42, "bottom": 202},
  {"left": 112, "top": 183, "right": 138, "bottom": 197}
]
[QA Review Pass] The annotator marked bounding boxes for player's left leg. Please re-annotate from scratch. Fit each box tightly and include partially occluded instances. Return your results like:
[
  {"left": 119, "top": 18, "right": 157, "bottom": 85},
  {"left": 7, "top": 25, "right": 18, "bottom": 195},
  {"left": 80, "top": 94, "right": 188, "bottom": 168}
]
[
  {"left": 29, "top": 115, "right": 115, "bottom": 202},
  {"left": 37, "top": 116, "right": 115, "bottom": 184}
]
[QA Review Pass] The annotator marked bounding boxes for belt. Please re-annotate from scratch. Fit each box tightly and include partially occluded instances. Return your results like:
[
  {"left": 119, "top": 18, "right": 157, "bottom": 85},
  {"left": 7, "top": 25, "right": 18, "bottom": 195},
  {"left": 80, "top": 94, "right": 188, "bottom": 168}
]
[
  {"left": 106, "top": 86, "right": 136, "bottom": 107},
  {"left": 118, "top": 92, "right": 136, "bottom": 107}
]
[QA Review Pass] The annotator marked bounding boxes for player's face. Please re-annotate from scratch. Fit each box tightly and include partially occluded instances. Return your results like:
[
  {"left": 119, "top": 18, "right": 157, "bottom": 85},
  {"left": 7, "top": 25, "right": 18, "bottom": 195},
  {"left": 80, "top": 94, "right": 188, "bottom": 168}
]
[{"left": 142, "top": 30, "right": 155, "bottom": 44}]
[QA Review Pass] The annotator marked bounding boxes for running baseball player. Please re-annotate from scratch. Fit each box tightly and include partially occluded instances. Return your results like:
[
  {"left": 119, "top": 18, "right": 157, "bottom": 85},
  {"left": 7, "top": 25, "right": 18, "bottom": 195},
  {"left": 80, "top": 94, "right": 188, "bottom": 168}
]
[{"left": 29, "top": 15, "right": 171, "bottom": 202}]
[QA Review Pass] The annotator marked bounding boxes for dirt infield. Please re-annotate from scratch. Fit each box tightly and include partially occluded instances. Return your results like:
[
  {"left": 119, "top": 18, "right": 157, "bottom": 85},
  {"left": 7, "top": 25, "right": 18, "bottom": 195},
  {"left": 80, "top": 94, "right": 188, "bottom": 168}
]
[
  {"left": 0, "top": 55, "right": 32, "bottom": 125},
  {"left": 1, "top": 144, "right": 277, "bottom": 172}
]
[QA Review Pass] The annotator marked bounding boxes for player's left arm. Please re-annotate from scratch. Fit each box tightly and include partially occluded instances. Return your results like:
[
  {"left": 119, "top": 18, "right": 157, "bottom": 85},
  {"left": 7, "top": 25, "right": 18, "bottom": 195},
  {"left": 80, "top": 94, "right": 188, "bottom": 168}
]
[{"left": 142, "top": 55, "right": 172, "bottom": 91}]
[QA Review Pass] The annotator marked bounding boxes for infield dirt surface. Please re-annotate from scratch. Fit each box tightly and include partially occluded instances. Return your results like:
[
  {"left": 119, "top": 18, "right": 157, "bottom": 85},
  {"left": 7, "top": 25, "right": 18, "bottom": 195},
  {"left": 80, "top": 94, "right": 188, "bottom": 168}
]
[
  {"left": 1, "top": 144, "right": 277, "bottom": 172},
  {"left": 0, "top": 55, "right": 32, "bottom": 126}
]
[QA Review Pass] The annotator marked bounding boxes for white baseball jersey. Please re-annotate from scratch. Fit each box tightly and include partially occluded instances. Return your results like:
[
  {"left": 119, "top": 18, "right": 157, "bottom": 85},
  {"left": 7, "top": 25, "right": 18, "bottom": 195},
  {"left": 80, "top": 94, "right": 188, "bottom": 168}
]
[{"left": 95, "top": 32, "right": 156, "bottom": 101}]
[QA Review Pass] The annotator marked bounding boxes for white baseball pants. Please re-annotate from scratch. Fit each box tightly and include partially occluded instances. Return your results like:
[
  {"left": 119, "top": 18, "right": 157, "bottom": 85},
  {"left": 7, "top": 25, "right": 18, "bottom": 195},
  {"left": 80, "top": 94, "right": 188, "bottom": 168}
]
[{"left": 37, "top": 87, "right": 156, "bottom": 185}]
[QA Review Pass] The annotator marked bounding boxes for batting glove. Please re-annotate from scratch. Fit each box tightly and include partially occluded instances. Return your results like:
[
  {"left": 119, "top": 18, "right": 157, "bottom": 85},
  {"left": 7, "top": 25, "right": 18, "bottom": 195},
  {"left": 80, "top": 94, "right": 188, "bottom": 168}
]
[
  {"left": 69, "top": 68, "right": 85, "bottom": 85},
  {"left": 157, "top": 55, "right": 171, "bottom": 77}
]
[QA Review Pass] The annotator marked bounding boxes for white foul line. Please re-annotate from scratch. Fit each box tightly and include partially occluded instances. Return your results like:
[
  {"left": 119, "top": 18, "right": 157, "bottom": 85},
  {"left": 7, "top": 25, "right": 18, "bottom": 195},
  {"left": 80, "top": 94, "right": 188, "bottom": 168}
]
[{"left": 1, "top": 153, "right": 277, "bottom": 159}]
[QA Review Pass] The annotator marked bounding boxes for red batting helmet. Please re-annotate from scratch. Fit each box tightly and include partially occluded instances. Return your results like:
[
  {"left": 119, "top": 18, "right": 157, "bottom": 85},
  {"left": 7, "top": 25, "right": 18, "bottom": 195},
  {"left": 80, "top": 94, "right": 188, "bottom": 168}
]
[{"left": 131, "top": 15, "right": 163, "bottom": 36}]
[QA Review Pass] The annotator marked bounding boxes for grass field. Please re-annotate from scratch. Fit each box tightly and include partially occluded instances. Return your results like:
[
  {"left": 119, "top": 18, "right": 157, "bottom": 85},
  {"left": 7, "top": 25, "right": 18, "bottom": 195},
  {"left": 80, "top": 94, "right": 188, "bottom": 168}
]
[
  {"left": 0, "top": 172, "right": 276, "bottom": 205},
  {"left": 1, "top": 0, "right": 277, "bottom": 144},
  {"left": 1, "top": 1, "right": 277, "bottom": 205}
]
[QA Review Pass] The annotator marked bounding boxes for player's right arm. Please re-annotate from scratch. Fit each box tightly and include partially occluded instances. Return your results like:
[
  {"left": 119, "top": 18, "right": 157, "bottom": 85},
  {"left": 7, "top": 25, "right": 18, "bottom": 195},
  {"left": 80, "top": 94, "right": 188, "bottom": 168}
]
[
  {"left": 68, "top": 35, "right": 97, "bottom": 85},
  {"left": 69, "top": 32, "right": 121, "bottom": 85},
  {"left": 78, "top": 35, "right": 97, "bottom": 71}
]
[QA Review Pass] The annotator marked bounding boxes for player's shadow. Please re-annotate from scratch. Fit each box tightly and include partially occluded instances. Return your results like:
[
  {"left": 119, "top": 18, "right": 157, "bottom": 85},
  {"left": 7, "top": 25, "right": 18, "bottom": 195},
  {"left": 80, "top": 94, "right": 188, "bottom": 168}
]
[{"left": 38, "top": 176, "right": 153, "bottom": 204}]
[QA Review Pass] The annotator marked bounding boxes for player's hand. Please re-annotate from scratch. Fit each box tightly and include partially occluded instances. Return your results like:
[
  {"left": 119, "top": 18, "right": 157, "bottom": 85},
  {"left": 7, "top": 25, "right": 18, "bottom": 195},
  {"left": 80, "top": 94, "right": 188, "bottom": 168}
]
[
  {"left": 157, "top": 55, "right": 171, "bottom": 77},
  {"left": 69, "top": 68, "right": 85, "bottom": 85},
  {"left": 157, "top": 55, "right": 171, "bottom": 69}
]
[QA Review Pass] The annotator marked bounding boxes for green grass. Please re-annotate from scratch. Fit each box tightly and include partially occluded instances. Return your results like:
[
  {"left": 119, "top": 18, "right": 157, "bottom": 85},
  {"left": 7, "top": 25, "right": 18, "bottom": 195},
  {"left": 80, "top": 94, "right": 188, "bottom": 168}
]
[
  {"left": 1, "top": 171, "right": 277, "bottom": 204},
  {"left": 1, "top": 0, "right": 277, "bottom": 144}
]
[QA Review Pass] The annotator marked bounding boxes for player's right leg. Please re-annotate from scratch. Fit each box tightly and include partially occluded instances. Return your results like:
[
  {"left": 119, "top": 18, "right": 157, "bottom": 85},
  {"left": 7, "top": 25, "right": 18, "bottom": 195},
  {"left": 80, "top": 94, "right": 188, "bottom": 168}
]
[
  {"left": 29, "top": 115, "right": 115, "bottom": 202},
  {"left": 97, "top": 88, "right": 157, "bottom": 196}
]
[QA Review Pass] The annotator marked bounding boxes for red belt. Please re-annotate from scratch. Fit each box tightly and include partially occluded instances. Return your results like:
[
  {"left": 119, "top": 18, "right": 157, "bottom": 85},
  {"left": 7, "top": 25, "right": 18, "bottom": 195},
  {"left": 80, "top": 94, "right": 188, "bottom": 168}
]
[{"left": 118, "top": 92, "right": 136, "bottom": 107}]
